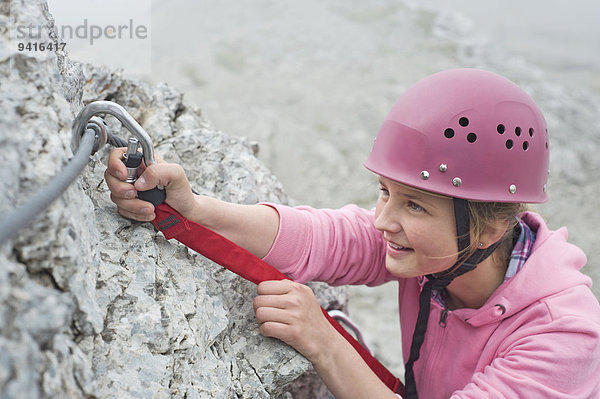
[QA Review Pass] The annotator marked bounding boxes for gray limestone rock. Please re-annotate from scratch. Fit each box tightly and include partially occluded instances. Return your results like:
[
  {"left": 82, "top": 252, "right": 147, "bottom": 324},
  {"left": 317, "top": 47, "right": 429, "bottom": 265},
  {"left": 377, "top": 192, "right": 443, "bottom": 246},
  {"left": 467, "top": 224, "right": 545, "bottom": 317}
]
[{"left": 0, "top": 1, "right": 343, "bottom": 397}]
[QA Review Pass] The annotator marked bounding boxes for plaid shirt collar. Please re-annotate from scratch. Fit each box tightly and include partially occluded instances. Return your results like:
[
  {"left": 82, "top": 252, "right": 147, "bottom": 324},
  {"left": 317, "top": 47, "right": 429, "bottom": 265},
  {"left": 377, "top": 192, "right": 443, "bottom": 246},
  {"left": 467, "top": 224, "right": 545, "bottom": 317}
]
[{"left": 504, "top": 218, "right": 536, "bottom": 282}]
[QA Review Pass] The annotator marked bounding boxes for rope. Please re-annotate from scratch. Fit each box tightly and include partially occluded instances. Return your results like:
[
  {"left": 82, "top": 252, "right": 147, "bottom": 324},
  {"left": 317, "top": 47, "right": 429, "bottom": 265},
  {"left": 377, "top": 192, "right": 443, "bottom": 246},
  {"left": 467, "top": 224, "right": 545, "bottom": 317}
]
[
  {"left": 0, "top": 128, "right": 97, "bottom": 246},
  {"left": 107, "top": 133, "right": 128, "bottom": 148}
]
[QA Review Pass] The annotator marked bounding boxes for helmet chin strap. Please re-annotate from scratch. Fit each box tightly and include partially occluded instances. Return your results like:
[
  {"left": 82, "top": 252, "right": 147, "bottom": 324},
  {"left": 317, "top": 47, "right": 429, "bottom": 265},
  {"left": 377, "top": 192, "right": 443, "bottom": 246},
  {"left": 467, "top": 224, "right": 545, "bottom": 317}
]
[
  {"left": 403, "top": 198, "right": 502, "bottom": 398},
  {"left": 429, "top": 198, "right": 502, "bottom": 286}
]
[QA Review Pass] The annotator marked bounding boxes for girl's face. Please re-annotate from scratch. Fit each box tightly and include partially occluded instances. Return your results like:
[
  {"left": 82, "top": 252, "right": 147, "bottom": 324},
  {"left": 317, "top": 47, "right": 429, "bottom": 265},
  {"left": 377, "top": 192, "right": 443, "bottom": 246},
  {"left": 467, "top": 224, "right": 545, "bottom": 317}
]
[{"left": 374, "top": 176, "right": 458, "bottom": 278}]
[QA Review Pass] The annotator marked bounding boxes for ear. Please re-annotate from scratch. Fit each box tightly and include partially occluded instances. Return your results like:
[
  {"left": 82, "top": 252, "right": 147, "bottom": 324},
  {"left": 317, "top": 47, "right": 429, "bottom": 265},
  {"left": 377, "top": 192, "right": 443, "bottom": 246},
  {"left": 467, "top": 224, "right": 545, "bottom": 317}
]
[{"left": 478, "top": 219, "right": 510, "bottom": 249}]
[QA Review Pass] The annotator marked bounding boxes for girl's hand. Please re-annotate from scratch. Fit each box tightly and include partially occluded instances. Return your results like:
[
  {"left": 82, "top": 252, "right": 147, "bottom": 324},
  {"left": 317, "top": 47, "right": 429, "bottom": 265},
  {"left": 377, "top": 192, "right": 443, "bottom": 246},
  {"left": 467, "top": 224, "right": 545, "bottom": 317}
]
[
  {"left": 104, "top": 147, "right": 196, "bottom": 221},
  {"left": 253, "top": 280, "right": 335, "bottom": 364}
]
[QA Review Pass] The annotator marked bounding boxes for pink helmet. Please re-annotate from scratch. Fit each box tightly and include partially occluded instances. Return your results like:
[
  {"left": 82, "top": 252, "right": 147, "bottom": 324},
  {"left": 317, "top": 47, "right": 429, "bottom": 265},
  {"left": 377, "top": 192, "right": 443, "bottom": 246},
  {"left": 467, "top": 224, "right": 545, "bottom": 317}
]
[{"left": 364, "top": 69, "right": 549, "bottom": 203}]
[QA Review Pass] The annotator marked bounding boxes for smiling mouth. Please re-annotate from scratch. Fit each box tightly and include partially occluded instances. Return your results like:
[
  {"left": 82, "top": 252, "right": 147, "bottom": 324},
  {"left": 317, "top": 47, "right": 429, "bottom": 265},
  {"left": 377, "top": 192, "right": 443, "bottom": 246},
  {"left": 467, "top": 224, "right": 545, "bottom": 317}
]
[{"left": 388, "top": 242, "right": 413, "bottom": 251}]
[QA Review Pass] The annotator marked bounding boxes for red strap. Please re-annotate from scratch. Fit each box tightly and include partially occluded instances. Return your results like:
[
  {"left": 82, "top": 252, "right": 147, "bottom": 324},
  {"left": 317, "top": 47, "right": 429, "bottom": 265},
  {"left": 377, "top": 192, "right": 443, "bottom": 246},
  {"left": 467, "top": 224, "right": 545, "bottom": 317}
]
[{"left": 153, "top": 203, "right": 404, "bottom": 395}]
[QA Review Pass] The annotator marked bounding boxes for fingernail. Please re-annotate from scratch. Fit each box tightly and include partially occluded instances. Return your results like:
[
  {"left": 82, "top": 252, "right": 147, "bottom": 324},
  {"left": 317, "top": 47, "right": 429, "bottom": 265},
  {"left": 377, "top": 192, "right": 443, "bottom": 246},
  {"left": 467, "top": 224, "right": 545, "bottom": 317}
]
[
  {"left": 125, "top": 190, "right": 136, "bottom": 199},
  {"left": 137, "top": 176, "right": 146, "bottom": 189},
  {"left": 142, "top": 207, "right": 153, "bottom": 215}
]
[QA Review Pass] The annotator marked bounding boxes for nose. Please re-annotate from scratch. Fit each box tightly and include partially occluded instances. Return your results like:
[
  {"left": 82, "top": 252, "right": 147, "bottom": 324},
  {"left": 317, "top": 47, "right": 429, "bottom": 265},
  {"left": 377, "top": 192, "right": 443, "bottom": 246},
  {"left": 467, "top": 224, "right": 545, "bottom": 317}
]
[{"left": 374, "top": 199, "right": 402, "bottom": 234}]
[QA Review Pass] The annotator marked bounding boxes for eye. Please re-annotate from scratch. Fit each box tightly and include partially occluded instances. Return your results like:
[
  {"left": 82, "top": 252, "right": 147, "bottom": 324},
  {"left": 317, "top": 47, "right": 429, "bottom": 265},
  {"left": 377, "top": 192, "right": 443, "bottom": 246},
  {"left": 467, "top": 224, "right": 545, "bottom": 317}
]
[
  {"left": 408, "top": 201, "right": 425, "bottom": 213},
  {"left": 378, "top": 186, "right": 390, "bottom": 198}
]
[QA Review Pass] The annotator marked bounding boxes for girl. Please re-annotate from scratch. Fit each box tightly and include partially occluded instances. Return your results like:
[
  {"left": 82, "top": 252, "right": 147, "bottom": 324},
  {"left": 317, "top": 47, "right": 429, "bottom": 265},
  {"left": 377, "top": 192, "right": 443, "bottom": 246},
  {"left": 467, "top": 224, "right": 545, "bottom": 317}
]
[{"left": 105, "top": 69, "right": 600, "bottom": 398}]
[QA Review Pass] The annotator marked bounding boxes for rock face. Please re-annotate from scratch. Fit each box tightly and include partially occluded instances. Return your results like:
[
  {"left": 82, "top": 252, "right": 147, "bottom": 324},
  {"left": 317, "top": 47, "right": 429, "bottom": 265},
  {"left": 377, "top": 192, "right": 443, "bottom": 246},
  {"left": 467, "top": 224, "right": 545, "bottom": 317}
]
[{"left": 0, "top": 2, "right": 345, "bottom": 398}]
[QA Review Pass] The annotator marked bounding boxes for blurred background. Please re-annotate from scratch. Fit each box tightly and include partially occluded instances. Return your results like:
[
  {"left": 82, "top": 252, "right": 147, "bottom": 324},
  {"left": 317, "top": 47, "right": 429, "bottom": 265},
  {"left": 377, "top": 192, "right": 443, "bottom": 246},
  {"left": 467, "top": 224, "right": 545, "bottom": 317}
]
[
  {"left": 146, "top": 0, "right": 600, "bottom": 205},
  {"left": 51, "top": 0, "right": 600, "bottom": 377}
]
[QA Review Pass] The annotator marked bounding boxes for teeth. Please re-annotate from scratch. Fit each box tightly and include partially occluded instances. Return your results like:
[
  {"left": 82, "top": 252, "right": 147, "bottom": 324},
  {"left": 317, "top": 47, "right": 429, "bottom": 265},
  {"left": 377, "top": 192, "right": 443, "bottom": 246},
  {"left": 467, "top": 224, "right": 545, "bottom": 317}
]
[{"left": 389, "top": 242, "right": 404, "bottom": 250}]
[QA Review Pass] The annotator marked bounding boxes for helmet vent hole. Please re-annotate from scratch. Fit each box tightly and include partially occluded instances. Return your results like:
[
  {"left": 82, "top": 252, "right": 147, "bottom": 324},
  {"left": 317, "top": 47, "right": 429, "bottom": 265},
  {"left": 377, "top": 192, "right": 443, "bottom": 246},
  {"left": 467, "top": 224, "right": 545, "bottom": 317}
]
[
  {"left": 467, "top": 133, "right": 477, "bottom": 143},
  {"left": 523, "top": 141, "right": 529, "bottom": 151},
  {"left": 529, "top": 128, "right": 534, "bottom": 137},
  {"left": 459, "top": 117, "right": 469, "bottom": 127},
  {"left": 444, "top": 128, "right": 455, "bottom": 139},
  {"left": 505, "top": 139, "right": 514, "bottom": 149},
  {"left": 515, "top": 126, "right": 522, "bottom": 136},
  {"left": 497, "top": 124, "right": 505, "bottom": 134}
]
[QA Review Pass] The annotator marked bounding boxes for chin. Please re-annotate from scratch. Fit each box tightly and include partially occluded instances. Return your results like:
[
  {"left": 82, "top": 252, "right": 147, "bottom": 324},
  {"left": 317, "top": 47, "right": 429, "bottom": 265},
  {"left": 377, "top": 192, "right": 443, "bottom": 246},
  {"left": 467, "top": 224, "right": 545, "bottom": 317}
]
[
  {"left": 385, "top": 256, "right": 449, "bottom": 279},
  {"left": 384, "top": 260, "right": 421, "bottom": 279}
]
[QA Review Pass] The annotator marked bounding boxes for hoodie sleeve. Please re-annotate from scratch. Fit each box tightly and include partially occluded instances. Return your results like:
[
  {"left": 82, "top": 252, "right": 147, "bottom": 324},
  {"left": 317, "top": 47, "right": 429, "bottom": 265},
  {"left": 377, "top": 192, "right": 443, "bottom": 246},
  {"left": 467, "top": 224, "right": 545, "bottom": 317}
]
[
  {"left": 260, "top": 203, "right": 395, "bottom": 286},
  {"left": 450, "top": 296, "right": 600, "bottom": 398}
]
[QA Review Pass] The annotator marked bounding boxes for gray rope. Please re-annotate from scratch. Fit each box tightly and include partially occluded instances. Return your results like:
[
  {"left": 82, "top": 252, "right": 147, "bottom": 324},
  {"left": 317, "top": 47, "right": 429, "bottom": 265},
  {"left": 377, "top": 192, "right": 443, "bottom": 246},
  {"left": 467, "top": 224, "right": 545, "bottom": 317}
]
[
  {"left": 0, "top": 128, "right": 97, "bottom": 246},
  {"left": 107, "top": 133, "right": 128, "bottom": 148}
]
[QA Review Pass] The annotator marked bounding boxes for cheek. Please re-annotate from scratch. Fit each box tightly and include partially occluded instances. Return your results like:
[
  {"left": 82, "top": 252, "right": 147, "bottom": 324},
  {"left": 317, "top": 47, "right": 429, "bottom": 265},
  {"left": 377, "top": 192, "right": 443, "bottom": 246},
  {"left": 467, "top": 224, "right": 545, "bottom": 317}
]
[{"left": 408, "top": 224, "right": 458, "bottom": 265}]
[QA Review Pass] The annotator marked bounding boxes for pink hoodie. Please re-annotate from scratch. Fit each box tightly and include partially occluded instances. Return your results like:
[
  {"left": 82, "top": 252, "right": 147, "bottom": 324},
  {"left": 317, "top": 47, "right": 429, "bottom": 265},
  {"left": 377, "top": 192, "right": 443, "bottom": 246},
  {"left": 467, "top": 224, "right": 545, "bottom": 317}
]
[{"left": 262, "top": 204, "right": 600, "bottom": 398}]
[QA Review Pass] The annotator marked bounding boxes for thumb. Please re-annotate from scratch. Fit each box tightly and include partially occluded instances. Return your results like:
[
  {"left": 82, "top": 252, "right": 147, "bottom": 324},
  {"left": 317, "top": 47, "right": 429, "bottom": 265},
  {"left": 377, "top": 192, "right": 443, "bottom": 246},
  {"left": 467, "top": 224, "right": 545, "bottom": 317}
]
[
  {"left": 134, "top": 162, "right": 189, "bottom": 192},
  {"left": 134, "top": 162, "right": 195, "bottom": 217}
]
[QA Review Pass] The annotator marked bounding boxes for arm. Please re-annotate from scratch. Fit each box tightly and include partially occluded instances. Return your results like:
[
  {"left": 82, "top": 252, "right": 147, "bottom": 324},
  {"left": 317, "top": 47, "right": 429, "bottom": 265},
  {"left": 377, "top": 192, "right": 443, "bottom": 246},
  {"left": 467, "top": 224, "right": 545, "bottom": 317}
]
[
  {"left": 260, "top": 203, "right": 393, "bottom": 285},
  {"left": 106, "top": 148, "right": 401, "bottom": 396},
  {"left": 104, "top": 147, "right": 279, "bottom": 257}
]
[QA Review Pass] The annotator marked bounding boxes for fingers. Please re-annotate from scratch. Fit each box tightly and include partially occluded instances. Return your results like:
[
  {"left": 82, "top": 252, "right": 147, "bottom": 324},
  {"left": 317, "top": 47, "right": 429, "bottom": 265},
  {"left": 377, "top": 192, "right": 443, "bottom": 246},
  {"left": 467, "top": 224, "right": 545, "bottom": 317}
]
[
  {"left": 258, "top": 321, "right": 298, "bottom": 342},
  {"left": 104, "top": 147, "right": 157, "bottom": 221},
  {"left": 104, "top": 147, "right": 126, "bottom": 179},
  {"left": 104, "top": 147, "right": 169, "bottom": 192},
  {"left": 253, "top": 281, "right": 315, "bottom": 323},
  {"left": 257, "top": 280, "right": 300, "bottom": 295},
  {"left": 110, "top": 193, "right": 155, "bottom": 221},
  {"left": 104, "top": 147, "right": 194, "bottom": 221},
  {"left": 253, "top": 293, "right": 302, "bottom": 314},
  {"left": 133, "top": 162, "right": 188, "bottom": 192},
  {"left": 254, "top": 281, "right": 309, "bottom": 311},
  {"left": 253, "top": 281, "right": 327, "bottom": 359},
  {"left": 254, "top": 284, "right": 303, "bottom": 342},
  {"left": 255, "top": 306, "right": 292, "bottom": 326}
]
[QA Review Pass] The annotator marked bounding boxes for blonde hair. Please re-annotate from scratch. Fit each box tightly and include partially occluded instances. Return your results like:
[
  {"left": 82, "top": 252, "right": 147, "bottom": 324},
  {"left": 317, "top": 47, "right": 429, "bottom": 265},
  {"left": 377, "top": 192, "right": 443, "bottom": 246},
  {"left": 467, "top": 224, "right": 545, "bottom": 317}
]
[{"left": 467, "top": 201, "right": 529, "bottom": 267}]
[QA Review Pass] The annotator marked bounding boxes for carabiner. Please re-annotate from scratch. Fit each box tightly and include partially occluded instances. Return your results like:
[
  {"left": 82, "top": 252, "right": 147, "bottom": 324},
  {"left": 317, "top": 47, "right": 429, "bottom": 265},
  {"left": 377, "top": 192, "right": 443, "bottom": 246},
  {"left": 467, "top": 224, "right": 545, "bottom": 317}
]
[
  {"left": 71, "top": 101, "right": 157, "bottom": 165},
  {"left": 71, "top": 101, "right": 165, "bottom": 206}
]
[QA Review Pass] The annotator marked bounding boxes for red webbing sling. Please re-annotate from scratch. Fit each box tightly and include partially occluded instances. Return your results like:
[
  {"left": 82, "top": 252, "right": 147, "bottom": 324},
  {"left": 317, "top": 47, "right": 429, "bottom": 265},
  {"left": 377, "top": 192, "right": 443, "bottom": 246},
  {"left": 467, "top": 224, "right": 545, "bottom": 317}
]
[{"left": 152, "top": 203, "right": 404, "bottom": 395}]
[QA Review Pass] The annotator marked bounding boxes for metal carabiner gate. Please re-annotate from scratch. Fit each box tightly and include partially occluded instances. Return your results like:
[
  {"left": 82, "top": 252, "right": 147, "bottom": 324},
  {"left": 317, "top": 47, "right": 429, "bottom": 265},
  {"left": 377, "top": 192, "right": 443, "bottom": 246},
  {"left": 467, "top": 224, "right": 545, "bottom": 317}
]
[{"left": 71, "top": 101, "right": 166, "bottom": 205}]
